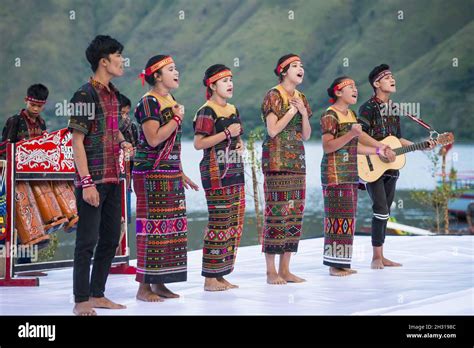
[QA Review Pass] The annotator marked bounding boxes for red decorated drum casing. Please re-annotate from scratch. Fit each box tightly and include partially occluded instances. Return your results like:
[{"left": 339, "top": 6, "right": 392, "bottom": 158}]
[{"left": 14, "top": 181, "right": 50, "bottom": 245}]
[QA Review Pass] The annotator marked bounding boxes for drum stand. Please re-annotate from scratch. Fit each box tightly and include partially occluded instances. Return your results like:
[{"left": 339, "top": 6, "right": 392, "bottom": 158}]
[
  {"left": 0, "top": 131, "right": 136, "bottom": 287},
  {"left": 0, "top": 144, "right": 37, "bottom": 286}
]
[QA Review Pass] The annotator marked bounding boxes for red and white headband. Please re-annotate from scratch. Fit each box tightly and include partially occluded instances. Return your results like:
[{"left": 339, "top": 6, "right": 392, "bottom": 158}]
[
  {"left": 276, "top": 56, "right": 301, "bottom": 75},
  {"left": 25, "top": 96, "right": 47, "bottom": 105},
  {"left": 138, "top": 56, "right": 175, "bottom": 86},
  {"left": 373, "top": 70, "right": 392, "bottom": 83}
]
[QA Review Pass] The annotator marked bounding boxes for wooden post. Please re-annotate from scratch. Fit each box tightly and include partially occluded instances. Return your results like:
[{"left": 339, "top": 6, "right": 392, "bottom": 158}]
[{"left": 440, "top": 146, "right": 449, "bottom": 234}]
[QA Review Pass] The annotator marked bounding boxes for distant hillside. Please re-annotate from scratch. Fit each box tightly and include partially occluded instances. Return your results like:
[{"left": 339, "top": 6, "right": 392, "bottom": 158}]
[{"left": 1, "top": 0, "right": 473, "bottom": 141}]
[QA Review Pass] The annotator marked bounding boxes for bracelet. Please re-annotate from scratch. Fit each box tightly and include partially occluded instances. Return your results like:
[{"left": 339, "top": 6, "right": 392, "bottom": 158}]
[
  {"left": 119, "top": 140, "right": 126, "bottom": 148},
  {"left": 172, "top": 116, "right": 182, "bottom": 127},
  {"left": 80, "top": 175, "right": 95, "bottom": 188},
  {"left": 224, "top": 128, "right": 231, "bottom": 140},
  {"left": 376, "top": 147, "right": 381, "bottom": 155}
]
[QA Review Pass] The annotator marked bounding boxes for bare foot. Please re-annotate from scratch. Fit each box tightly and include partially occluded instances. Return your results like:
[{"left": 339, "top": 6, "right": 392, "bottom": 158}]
[
  {"left": 217, "top": 277, "right": 239, "bottom": 289},
  {"left": 204, "top": 277, "right": 229, "bottom": 291},
  {"left": 73, "top": 301, "right": 97, "bottom": 316},
  {"left": 383, "top": 257, "right": 402, "bottom": 267},
  {"left": 266, "top": 272, "right": 287, "bottom": 285},
  {"left": 90, "top": 296, "right": 127, "bottom": 309},
  {"left": 279, "top": 272, "right": 306, "bottom": 283},
  {"left": 151, "top": 283, "right": 180, "bottom": 298},
  {"left": 329, "top": 267, "right": 354, "bottom": 276},
  {"left": 137, "top": 284, "right": 164, "bottom": 302},
  {"left": 371, "top": 258, "right": 385, "bottom": 269}
]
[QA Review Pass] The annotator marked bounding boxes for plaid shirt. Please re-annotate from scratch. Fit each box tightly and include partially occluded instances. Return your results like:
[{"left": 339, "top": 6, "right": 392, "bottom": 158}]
[
  {"left": 261, "top": 86, "right": 312, "bottom": 174},
  {"left": 358, "top": 96, "right": 402, "bottom": 141},
  {"left": 68, "top": 77, "right": 121, "bottom": 186},
  {"left": 2, "top": 109, "right": 47, "bottom": 143}
]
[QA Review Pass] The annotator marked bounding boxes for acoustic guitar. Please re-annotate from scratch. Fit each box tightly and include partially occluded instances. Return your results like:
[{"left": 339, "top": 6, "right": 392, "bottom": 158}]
[{"left": 357, "top": 132, "right": 454, "bottom": 183}]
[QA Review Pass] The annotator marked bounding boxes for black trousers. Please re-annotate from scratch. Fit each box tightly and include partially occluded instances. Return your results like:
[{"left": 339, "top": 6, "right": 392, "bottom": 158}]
[
  {"left": 73, "top": 183, "right": 122, "bottom": 303},
  {"left": 366, "top": 172, "right": 398, "bottom": 247}
]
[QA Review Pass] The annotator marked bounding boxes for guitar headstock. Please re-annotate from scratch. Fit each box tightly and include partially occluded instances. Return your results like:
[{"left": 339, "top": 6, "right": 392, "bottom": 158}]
[{"left": 433, "top": 132, "right": 454, "bottom": 146}]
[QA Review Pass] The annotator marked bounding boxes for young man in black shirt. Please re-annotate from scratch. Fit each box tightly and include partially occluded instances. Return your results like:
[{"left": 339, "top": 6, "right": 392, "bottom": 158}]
[{"left": 358, "top": 64, "right": 434, "bottom": 269}]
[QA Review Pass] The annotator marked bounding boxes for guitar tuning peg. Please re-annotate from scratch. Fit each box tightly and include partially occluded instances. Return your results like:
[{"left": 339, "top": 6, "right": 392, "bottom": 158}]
[{"left": 429, "top": 130, "right": 440, "bottom": 140}]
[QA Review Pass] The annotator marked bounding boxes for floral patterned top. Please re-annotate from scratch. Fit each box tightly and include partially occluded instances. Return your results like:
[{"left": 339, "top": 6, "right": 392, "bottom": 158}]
[
  {"left": 320, "top": 106, "right": 359, "bottom": 186},
  {"left": 261, "top": 85, "right": 312, "bottom": 174}
]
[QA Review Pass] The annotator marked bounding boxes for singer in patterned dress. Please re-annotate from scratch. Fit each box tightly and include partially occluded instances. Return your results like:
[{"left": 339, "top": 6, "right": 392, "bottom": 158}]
[
  {"left": 133, "top": 54, "right": 198, "bottom": 302},
  {"left": 194, "top": 64, "right": 245, "bottom": 291},
  {"left": 321, "top": 76, "right": 381, "bottom": 276},
  {"left": 261, "top": 54, "right": 312, "bottom": 285}
]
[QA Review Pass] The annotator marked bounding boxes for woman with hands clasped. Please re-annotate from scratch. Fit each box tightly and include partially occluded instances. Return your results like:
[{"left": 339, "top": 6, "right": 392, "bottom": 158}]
[
  {"left": 193, "top": 64, "right": 246, "bottom": 291},
  {"left": 320, "top": 76, "right": 388, "bottom": 277},
  {"left": 260, "top": 54, "right": 312, "bottom": 285},
  {"left": 133, "top": 54, "right": 199, "bottom": 302}
]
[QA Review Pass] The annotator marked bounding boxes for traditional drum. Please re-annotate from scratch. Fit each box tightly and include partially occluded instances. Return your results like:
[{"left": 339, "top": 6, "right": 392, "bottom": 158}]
[
  {"left": 14, "top": 181, "right": 50, "bottom": 245},
  {"left": 30, "top": 181, "right": 68, "bottom": 234},
  {"left": 52, "top": 181, "right": 79, "bottom": 232}
]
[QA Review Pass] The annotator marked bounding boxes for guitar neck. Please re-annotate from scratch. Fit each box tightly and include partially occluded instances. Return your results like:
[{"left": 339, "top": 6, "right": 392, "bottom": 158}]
[{"left": 394, "top": 141, "right": 429, "bottom": 155}]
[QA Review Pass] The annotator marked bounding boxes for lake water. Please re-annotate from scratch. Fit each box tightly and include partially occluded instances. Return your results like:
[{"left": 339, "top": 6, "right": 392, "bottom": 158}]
[
  {"left": 43, "top": 141, "right": 474, "bottom": 262},
  {"left": 178, "top": 141, "right": 474, "bottom": 213}
]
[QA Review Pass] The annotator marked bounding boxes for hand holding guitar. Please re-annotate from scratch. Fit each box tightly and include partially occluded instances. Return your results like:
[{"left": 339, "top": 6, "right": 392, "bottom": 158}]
[
  {"left": 378, "top": 145, "right": 396, "bottom": 162},
  {"left": 423, "top": 139, "right": 436, "bottom": 151},
  {"left": 357, "top": 132, "right": 454, "bottom": 183}
]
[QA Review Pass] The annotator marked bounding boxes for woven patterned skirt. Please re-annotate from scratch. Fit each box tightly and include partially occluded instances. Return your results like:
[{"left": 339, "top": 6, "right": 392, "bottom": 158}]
[
  {"left": 202, "top": 184, "right": 245, "bottom": 277},
  {"left": 262, "top": 172, "right": 306, "bottom": 254},
  {"left": 322, "top": 184, "right": 358, "bottom": 268},
  {"left": 133, "top": 170, "right": 187, "bottom": 284}
]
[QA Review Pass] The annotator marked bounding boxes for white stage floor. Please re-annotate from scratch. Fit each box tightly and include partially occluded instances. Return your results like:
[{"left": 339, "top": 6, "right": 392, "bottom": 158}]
[{"left": 1, "top": 236, "right": 473, "bottom": 315}]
